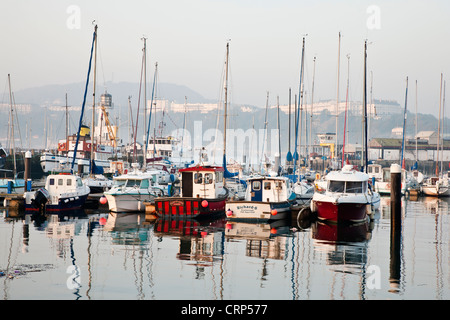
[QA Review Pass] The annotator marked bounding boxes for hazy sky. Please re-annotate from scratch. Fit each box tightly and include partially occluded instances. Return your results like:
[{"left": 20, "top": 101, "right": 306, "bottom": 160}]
[{"left": 1, "top": 0, "right": 450, "bottom": 117}]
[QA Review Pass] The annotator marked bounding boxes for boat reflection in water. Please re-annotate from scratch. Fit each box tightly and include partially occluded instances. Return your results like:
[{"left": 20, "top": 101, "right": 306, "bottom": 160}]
[
  {"left": 310, "top": 220, "right": 373, "bottom": 278},
  {"left": 153, "top": 212, "right": 293, "bottom": 263},
  {"left": 153, "top": 216, "right": 227, "bottom": 265},
  {"left": 225, "top": 218, "right": 292, "bottom": 260}
]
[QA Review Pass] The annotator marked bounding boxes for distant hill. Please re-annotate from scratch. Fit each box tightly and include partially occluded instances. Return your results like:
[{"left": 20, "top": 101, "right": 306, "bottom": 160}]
[{"left": 12, "top": 81, "right": 214, "bottom": 107}]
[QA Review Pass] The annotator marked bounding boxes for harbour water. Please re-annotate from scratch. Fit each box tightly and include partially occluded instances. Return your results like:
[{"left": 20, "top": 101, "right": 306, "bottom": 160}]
[{"left": 0, "top": 195, "right": 448, "bottom": 301}]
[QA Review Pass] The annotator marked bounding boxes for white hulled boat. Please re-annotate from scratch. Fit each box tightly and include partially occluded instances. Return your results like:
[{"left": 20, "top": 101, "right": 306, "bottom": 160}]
[
  {"left": 225, "top": 175, "right": 296, "bottom": 222},
  {"left": 24, "top": 173, "right": 90, "bottom": 212},
  {"left": 310, "top": 164, "right": 380, "bottom": 223},
  {"left": 103, "top": 163, "right": 167, "bottom": 212}
]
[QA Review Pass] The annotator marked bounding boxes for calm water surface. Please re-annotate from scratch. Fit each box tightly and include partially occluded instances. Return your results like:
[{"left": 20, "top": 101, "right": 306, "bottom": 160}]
[{"left": 1, "top": 196, "right": 448, "bottom": 300}]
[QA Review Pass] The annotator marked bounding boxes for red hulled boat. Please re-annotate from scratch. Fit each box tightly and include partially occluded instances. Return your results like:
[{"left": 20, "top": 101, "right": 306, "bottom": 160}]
[{"left": 154, "top": 165, "right": 228, "bottom": 219}]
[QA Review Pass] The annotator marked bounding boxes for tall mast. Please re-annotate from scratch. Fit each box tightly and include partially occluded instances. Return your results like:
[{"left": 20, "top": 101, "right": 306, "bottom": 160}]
[
  {"left": 335, "top": 32, "right": 341, "bottom": 161},
  {"left": 142, "top": 36, "right": 148, "bottom": 166},
  {"left": 7, "top": 74, "right": 16, "bottom": 177},
  {"left": 223, "top": 41, "right": 230, "bottom": 184},
  {"left": 277, "top": 95, "right": 281, "bottom": 160},
  {"left": 223, "top": 42, "right": 229, "bottom": 166},
  {"left": 90, "top": 24, "right": 98, "bottom": 175},
  {"left": 342, "top": 54, "right": 350, "bottom": 167},
  {"left": 310, "top": 56, "right": 316, "bottom": 168},
  {"left": 296, "top": 36, "right": 306, "bottom": 175},
  {"left": 363, "top": 39, "right": 368, "bottom": 173},
  {"left": 400, "top": 77, "right": 408, "bottom": 169},
  {"left": 442, "top": 81, "right": 446, "bottom": 174},
  {"left": 287, "top": 88, "right": 291, "bottom": 163},
  {"left": 65, "top": 93, "right": 69, "bottom": 148},
  {"left": 415, "top": 80, "right": 418, "bottom": 163},
  {"left": 436, "top": 73, "right": 443, "bottom": 177}
]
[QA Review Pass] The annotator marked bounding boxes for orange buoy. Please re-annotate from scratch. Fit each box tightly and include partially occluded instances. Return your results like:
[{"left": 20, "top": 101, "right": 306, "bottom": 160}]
[
  {"left": 271, "top": 209, "right": 278, "bottom": 216},
  {"left": 99, "top": 196, "right": 107, "bottom": 205},
  {"left": 201, "top": 200, "right": 208, "bottom": 208}
]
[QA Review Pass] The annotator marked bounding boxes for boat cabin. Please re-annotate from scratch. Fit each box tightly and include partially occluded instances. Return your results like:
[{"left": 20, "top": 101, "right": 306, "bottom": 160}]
[
  {"left": 245, "top": 176, "right": 292, "bottom": 202},
  {"left": 179, "top": 166, "right": 224, "bottom": 199},
  {"left": 325, "top": 168, "right": 369, "bottom": 194},
  {"left": 46, "top": 174, "right": 84, "bottom": 194},
  {"left": 367, "top": 164, "right": 406, "bottom": 182}
]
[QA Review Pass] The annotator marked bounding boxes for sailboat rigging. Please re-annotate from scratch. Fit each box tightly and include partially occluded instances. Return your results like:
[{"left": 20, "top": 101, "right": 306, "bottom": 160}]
[
  {"left": 70, "top": 25, "right": 97, "bottom": 173},
  {"left": 400, "top": 77, "right": 408, "bottom": 169}
]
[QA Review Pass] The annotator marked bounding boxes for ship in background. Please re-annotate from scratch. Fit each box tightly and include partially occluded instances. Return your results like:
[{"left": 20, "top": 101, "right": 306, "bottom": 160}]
[{"left": 40, "top": 91, "right": 125, "bottom": 175}]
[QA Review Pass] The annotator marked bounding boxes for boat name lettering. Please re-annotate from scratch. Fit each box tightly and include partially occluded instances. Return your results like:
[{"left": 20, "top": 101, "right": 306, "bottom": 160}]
[{"left": 237, "top": 205, "right": 257, "bottom": 210}]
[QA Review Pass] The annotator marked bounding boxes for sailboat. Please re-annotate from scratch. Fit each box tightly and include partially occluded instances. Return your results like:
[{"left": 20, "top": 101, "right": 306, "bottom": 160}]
[
  {"left": 310, "top": 40, "right": 380, "bottom": 223},
  {"left": 154, "top": 42, "right": 234, "bottom": 219},
  {"left": 422, "top": 74, "right": 450, "bottom": 197},
  {"left": 24, "top": 25, "right": 99, "bottom": 211},
  {"left": 103, "top": 38, "right": 170, "bottom": 213},
  {"left": 40, "top": 29, "right": 122, "bottom": 177},
  {"left": 0, "top": 74, "right": 25, "bottom": 195},
  {"left": 80, "top": 26, "right": 113, "bottom": 194},
  {"left": 368, "top": 77, "right": 419, "bottom": 195},
  {"left": 291, "top": 36, "right": 314, "bottom": 202}
]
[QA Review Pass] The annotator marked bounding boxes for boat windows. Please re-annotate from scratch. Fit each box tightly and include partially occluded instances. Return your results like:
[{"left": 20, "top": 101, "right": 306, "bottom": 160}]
[
  {"left": 204, "top": 173, "right": 213, "bottom": 184},
  {"left": 329, "top": 181, "right": 345, "bottom": 192},
  {"left": 76, "top": 178, "right": 83, "bottom": 187},
  {"left": 264, "top": 182, "right": 271, "bottom": 190},
  {"left": 58, "top": 179, "right": 64, "bottom": 186},
  {"left": 140, "top": 179, "right": 150, "bottom": 189},
  {"left": 67, "top": 179, "right": 72, "bottom": 186},
  {"left": 215, "top": 171, "right": 223, "bottom": 183},
  {"left": 113, "top": 179, "right": 127, "bottom": 187},
  {"left": 346, "top": 181, "right": 363, "bottom": 193},
  {"left": 383, "top": 169, "right": 391, "bottom": 182},
  {"left": 126, "top": 179, "right": 140, "bottom": 187},
  {"left": 275, "top": 181, "right": 283, "bottom": 190},
  {"left": 194, "top": 173, "right": 203, "bottom": 184},
  {"left": 252, "top": 181, "right": 261, "bottom": 191},
  {"left": 49, "top": 178, "right": 55, "bottom": 186}
]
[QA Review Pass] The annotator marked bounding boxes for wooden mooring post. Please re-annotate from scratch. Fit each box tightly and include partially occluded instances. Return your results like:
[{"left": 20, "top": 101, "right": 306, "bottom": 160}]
[{"left": 389, "top": 163, "right": 402, "bottom": 292}]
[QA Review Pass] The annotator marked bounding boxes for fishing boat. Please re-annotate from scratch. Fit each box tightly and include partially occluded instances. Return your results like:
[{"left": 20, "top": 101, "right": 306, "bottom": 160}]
[
  {"left": 154, "top": 164, "right": 228, "bottom": 218},
  {"left": 367, "top": 163, "right": 414, "bottom": 195},
  {"left": 310, "top": 164, "right": 380, "bottom": 223},
  {"left": 225, "top": 175, "right": 295, "bottom": 222},
  {"left": 23, "top": 173, "right": 90, "bottom": 212},
  {"left": 421, "top": 175, "right": 450, "bottom": 197},
  {"left": 103, "top": 163, "right": 168, "bottom": 212}
]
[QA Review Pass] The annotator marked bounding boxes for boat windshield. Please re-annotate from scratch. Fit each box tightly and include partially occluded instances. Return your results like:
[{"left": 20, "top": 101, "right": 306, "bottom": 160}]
[
  {"left": 329, "top": 181, "right": 345, "bottom": 193},
  {"left": 126, "top": 179, "right": 141, "bottom": 187},
  {"left": 328, "top": 180, "right": 365, "bottom": 193},
  {"left": 113, "top": 179, "right": 127, "bottom": 187},
  {"left": 346, "top": 181, "right": 363, "bottom": 193}
]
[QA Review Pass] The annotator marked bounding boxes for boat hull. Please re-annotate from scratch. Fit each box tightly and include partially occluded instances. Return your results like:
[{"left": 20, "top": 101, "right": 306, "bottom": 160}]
[
  {"left": 421, "top": 185, "right": 450, "bottom": 197},
  {"left": 312, "top": 199, "right": 368, "bottom": 223},
  {"left": 225, "top": 201, "right": 291, "bottom": 222},
  {"left": 155, "top": 197, "right": 226, "bottom": 219},
  {"left": 25, "top": 193, "right": 89, "bottom": 212},
  {"left": 374, "top": 181, "right": 407, "bottom": 195},
  {"left": 104, "top": 193, "right": 155, "bottom": 213}
]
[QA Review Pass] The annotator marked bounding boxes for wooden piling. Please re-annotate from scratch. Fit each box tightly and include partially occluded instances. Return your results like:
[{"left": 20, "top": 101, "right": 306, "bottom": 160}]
[
  {"left": 24, "top": 151, "right": 32, "bottom": 191},
  {"left": 389, "top": 163, "right": 402, "bottom": 292}
]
